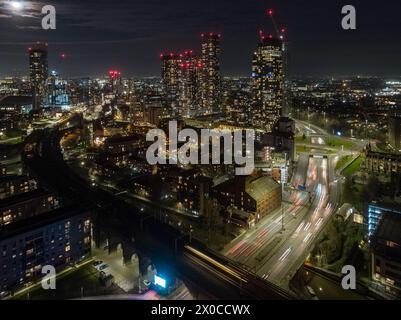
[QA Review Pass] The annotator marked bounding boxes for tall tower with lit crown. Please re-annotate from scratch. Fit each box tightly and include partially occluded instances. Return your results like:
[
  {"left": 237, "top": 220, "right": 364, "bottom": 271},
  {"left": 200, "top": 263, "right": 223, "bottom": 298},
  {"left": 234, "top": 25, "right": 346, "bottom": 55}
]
[
  {"left": 251, "top": 36, "right": 283, "bottom": 132},
  {"left": 29, "top": 43, "right": 48, "bottom": 110},
  {"left": 178, "top": 50, "right": 201, "bottom": 117}
]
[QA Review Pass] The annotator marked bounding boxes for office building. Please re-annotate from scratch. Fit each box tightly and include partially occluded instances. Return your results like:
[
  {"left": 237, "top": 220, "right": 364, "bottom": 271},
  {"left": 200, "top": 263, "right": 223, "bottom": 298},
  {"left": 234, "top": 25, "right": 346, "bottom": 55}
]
[
  {"left": 367, "top": 202, "right": 401, "bottom": 236},
  {"left": 371, "top": 211, "right": 401, "bottom": 297}
]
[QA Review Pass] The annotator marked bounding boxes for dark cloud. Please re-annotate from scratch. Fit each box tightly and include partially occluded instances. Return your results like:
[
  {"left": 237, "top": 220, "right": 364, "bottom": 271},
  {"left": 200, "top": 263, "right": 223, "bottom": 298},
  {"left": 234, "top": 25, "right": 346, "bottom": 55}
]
[{"left": 0, "top": 0, "right": 400, "bottom": 77}]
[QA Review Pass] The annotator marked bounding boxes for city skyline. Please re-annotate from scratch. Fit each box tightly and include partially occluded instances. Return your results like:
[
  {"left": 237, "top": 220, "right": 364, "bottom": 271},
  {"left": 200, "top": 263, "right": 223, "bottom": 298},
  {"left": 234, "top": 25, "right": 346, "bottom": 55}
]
[
  {"left": 1, "top": 0, "right": 401, "bottom": 306},
  {"left": 0, "top": 0, "right": 401, "bottom": 78}
]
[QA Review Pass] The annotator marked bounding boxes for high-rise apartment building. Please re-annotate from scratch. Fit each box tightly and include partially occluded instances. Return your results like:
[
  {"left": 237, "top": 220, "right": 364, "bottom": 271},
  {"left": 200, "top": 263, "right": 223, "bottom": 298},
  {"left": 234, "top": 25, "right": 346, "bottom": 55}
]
[
  {"left": 178, "top": 50, "right": 202, "bottom": 117},
  {"left": 160, "top": 33, "right": 221, "bottom": 116},
  {"left": 161, "top": 53, "right": 181, "bottom": 113},
  {"left": 29, "top": 43, "right": 48, "bottom": 110},
  {"left": 199, "top": 33, "right": 221, "bottom": 114},
  {"left": 251, "top": 36, "right": 283, "bottom": 132}
]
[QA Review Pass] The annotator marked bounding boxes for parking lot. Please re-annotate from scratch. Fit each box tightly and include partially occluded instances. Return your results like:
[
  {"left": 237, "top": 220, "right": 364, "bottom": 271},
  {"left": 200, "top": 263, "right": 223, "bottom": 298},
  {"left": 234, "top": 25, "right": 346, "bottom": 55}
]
[{"left": 92, "top": 245, "right": 142, "bottom": 293}]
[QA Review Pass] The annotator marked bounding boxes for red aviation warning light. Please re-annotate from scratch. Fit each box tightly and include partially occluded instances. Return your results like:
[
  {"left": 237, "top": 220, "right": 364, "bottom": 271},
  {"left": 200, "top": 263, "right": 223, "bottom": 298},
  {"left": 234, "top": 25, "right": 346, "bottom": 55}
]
[
  {"left": 265, "top": 7, "right": 283, "bottom": 40},
  {"left": 60, "top": 53, "right": 67, "bottom": 59},
  {"left": 108, "top": 70, "right": 121, "bottom": 79}
]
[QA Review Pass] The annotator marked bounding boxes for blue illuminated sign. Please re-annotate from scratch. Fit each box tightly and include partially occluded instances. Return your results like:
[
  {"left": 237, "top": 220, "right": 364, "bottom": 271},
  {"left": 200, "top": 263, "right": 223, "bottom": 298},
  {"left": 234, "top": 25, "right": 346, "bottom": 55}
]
[{"left": 154, "top": 275, "right": 166, "bottom": 288}]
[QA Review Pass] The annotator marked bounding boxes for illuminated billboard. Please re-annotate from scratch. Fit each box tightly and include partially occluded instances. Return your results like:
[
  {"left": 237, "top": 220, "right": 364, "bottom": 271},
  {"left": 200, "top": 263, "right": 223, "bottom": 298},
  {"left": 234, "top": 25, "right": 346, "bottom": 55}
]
[{"left": 154, "top": 275, "right": 166, "bottom": 289}]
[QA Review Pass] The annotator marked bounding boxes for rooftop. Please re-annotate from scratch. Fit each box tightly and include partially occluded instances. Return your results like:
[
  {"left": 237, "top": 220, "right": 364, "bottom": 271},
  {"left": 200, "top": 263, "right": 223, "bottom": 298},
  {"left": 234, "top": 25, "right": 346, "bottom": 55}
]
[
  {"left": 0, "top": 95, "right": 32, "bottom": 106},
  {"left": 0, "top": 204, "right": 90, "bottom": 241},
  {"left": 0, "top": 188, "right": 52, "bottom": 208},
  {"left": 246, "top": 176, "right": 280, "bottom": 202}
]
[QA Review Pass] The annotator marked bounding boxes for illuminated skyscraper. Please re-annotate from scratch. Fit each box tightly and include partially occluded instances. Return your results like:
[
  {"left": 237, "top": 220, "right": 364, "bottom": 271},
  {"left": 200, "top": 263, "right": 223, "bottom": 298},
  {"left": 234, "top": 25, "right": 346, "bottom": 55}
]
[
  {"left": 45, "top": 71, "right": 69, "bottom": 108},
  {"left": 199, "top": 33, "right": 221, "bottom": 114},
  {"left": 29, "top": 43, "right": 48, "bottom": 110},
  {"left": 251, "top": 36, "right": 283, "bottom": 132},
  {"left": 108, "top": 70, "right": 123, "bottom": 95},
  {"left": 178, "top": 50, "right": 202, "bottom": 117},
  {"left": 161, "top": 53, "right": 181, "bottom": 113}
]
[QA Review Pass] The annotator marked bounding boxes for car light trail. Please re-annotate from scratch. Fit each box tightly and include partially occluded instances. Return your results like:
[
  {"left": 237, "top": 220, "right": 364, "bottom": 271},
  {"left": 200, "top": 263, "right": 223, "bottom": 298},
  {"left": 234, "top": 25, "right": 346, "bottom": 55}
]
[
  {"left": 303, "top": 232, "right": 312, "bottom": 243},
  {"left": 279, "top": 247, "right": 292, "bottom": 262},
  {"left": 185, "top": 245, "right": 248, "bottom": 283}
]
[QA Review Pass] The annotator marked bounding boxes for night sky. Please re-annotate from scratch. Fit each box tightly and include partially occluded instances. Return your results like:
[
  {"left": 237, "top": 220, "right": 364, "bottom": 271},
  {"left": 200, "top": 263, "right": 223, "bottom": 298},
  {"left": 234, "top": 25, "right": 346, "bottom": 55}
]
[{"left": 0, "top": 0, "right": 400, "bottom": 78}]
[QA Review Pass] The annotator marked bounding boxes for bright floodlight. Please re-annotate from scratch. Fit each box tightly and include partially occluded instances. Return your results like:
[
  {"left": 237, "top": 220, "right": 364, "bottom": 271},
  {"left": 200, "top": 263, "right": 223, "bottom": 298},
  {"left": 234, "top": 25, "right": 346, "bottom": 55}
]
[{"left": 10, "top": 1, "right": 23, "bottom": 10}]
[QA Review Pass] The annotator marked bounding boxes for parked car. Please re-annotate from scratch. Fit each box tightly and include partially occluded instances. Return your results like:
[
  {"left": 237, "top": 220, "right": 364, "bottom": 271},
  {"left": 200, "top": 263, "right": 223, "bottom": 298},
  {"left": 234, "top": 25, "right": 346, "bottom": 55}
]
[
  {"left": 98, "top": 263, "right": 109, "bottom": 271},
  {"left": 93, "top": 260, "right": 103, "bottom": 267}
]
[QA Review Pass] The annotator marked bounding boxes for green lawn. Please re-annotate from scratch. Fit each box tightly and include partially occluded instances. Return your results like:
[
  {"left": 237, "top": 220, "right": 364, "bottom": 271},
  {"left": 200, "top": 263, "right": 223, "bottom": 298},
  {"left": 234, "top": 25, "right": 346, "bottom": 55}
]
[
  {"left": 325, "top": 137, "right": 356, "bottom": 150},
  {"left": 335, "top": 155, "right": 353, "bottom": 170},
  {"left": 295, "top": 135, "right": 312, "bottom": 144},
  {"left": 342, "top": 156, "right": 363, "bottom": 176},
  {"left": 0, "top": 136, "right": 24, "bottom": 145}
]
